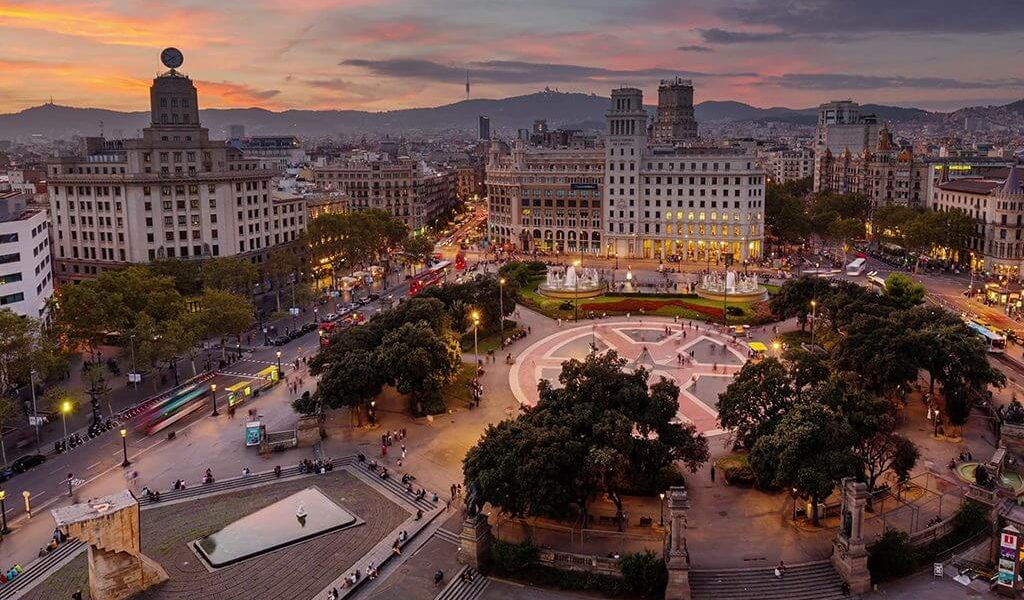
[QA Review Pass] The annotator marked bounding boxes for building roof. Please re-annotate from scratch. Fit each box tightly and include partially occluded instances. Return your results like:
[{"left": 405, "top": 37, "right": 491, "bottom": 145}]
[
  {"left": 937, "top": 178, "right": 1003, "bottom": 194},
  {"left": 1003, "top": 165, "right": 1022, "bottom": 195},
  {"left": 52, "top": 490, "right": 136, "bottom": 527}
]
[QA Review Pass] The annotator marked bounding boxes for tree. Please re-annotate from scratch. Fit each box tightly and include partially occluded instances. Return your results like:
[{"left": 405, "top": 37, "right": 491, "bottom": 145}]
[
  {"left": 312, "top": 348, "right": 384, "bottom": 424},
  {"left": 765, "top": 185, "right": 811, "bottom": 245},
  {"left": 0, "top": 397, "right": 18, "bottom": 466},
  {"left": 420, "top": 276, "right": 515, "bottom": 333},
  {"left": 401, "top": 234, "right": 435, "bottom": 270},
  {"left": 203, "top": 257, "right": 259, "bottom": 296},
  {"left": 883, "top": 273, "right": 925, "bottom": 308},
  {"left": 0, "top": 310, "right": 41, "bottom": 394},
  {"left": 750, "top": 402, "right": 861, "bottom": 526},
  {"left": 376, "top": 321, "right": 462, "bottom": 414},
  {"left": 716, "top": 358, "right": 795, "bottom": 448},
  {"left": 52, "top": 281, "right": 119, "bottom": 359},
  {"left": 263, "top": 246, "right": 304, "bottom": 311},
  {"left": 148, "top": 258, "right": 203, "bottom": 296},
  {"left": 464, "top": 351, "right": 709, "bottom": 527},
  {"left": 860, "top": 432, "right": 919, "bottom": 499},
  {"left": 782, "top": 347, "right": 830, "bottom": 397},
  {"left": 197, "top": 290, "right": 254, "bottom": 360},
  {"left": 768, "top": 276, "right": 832, "bottom": 331},
  {"left": 825, "top": 217, "right": 864, "bottom": 264}
]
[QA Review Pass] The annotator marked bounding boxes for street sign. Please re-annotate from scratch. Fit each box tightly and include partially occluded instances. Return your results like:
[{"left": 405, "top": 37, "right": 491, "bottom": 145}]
[
  {"left": 28, "top": 416, "right": 45, "bottom": 426},
  {"left": 289, "top": 307, "right": 300, "bottom": 316},
  {"left": 128, "top": 373, "right": 142, "bottom": 383}
]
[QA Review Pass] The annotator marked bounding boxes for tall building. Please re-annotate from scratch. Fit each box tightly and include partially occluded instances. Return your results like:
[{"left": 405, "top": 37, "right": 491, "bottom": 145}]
[
  {"left": 47, "top": 49, "right": 304, "bottom": 284},
  {"left": 762, "top": 148, "right": 813, "bottom": 184},
  {"left": 478, "top": 116, "right": 490, "bottom": 141},
  {"left": 312, "top": 153, "right": 457, "bottom": 231},
  {"left": 813, "top": 100, "right": 880, "bottom": 190},
  {"left": 228, "top": 124, "right": 246, "bottom": 140},
  {"left": 604, "top": 87, "right": 765, "bottom": 261},
  {"left": 486, "top": 141, "right": 604, "bottom": 254},
  {"left": 652, "top": 78, "right": 699, "bottom": 144},
  {"left": 0, "top": 191, "right": 52, "bottom": 320},
  {"left": 817, "top": 125, "right": 929, "bottom": 208}
]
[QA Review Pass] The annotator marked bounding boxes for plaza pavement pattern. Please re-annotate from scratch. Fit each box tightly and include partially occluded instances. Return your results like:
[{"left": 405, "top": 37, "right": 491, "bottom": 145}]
[
  {"left": 510, "top": 319, "right": 752, "bottom": 436},
  {"left": 30, "top": 458, "right": 447, "bottom": 600}
]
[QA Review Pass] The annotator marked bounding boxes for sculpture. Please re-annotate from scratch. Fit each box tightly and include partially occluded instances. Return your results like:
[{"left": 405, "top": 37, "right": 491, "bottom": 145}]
[{"left": 465, "top": 480, "right": 485, "bottom": 518}]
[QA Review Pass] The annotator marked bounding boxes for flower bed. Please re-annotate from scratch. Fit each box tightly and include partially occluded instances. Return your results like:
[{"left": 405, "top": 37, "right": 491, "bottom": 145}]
[{"left": 580, "top": 298, "right": 725, "bottom": 320}]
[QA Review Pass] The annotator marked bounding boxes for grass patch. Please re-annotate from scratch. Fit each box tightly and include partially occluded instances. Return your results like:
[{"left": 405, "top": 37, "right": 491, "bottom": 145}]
[
  {"left": 715, "top": 453, "right": 750, "bottom": 471},
  {"left": 460, "top": 320, "right": 519, "bottom": 353},
  {"left": 779, "top": 329, "right": 811, "bottom": 346}
]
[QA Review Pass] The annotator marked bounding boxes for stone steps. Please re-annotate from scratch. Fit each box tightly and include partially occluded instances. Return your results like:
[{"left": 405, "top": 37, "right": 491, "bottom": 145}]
[
  {"left": 138, "top": 463, "right": 309, "bottom": 506},
  {"left": 347, "top": 459, "right": 438, "bottom": 512},
  {"left": 434, "top": 566, "right": 490, "bottom": 600},
  {"left": 434, "top": 527, "right": 461, "bottom": 546},
  {"left": 0, "top": 539, "right": 85, "bottom": 600},
  {"left": 690, "top": 561, "right": 852, "bottom": 600}
]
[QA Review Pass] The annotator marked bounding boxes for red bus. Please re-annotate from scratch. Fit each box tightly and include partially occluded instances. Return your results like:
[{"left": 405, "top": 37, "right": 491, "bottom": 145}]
[
  {"left": 409, "top": 261, "right": 450, "bottom": 296},
  {"left": 455, "top": 250, "right": 466, "bottom": 270}
]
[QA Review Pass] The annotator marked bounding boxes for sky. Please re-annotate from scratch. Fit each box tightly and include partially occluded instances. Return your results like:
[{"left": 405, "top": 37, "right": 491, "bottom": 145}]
[{"left": 1, "top": 0, "right": 1022, "bottom": 114}]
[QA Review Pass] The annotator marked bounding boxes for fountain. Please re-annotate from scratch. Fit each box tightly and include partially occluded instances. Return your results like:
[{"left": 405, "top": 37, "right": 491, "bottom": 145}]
[
  {"left": 538, "top": 264, "right": 606, "bottom": 299},
  {"left": 696, "top": 270, "right": 768, "bottom": 302}
]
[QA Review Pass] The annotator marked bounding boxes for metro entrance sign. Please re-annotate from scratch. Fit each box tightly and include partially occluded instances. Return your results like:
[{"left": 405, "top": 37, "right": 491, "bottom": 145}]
[{"left": 998, "top": 525, "right": 1020, "bottom": 592}]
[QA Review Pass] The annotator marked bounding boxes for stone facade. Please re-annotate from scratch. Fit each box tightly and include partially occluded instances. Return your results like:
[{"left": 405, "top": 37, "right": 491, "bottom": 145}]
[
  {"left": 831, "top": 478, "right": 871, "bottom": 594},
  {"left": 665, "top": 486, "right": 692, "bottom": 600}
]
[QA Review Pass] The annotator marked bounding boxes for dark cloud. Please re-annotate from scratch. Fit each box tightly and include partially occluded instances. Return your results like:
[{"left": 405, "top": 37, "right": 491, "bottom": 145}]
[
  {"left": 767, "top": 73, "right": 1024, "bottom": 90},
  {"left": 697, "top": 28, "right": 789, "bottom": 44},
  {"left": 677, "top": 45, "right": 713, "bottom": 53},
  {"left": 716, "top": 0, "right": 1024, "bottom": 36},
  {"left": 340, "top": 58, "right": 754, "bottom": 85}
]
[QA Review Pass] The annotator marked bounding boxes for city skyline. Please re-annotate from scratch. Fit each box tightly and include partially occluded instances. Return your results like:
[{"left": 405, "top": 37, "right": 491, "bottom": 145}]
[{"left": 1, "top": 0, "right": 1023, "bottom": 114}]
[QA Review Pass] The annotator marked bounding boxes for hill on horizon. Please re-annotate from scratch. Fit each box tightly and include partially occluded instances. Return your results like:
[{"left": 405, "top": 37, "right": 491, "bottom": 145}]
[{"left": 0, "top": 91, "right": 1009, "bottom": 141}]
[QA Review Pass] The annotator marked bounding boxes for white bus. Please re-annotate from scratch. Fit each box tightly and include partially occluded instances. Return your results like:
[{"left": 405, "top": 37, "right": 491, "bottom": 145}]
[
  {"left": 846, "top": 257, "right": 867, "bottom": 276},
  {"left": 866, "top": 271, "right": 886, "bottom": 291},
  {"left": 966, "top": 321, "right": 1007, "bottom": 353}
]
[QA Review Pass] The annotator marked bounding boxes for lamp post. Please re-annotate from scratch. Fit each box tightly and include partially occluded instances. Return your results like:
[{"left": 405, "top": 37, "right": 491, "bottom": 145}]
[
  {"left": 210, "top": 384, "right": 219, "bottom": 417},
  {"left": 60, "top": 400, "right": 71, "bottom": 442},
  {"left": 29, "top": 369, "right": 39, "bottom": 453},
  {"left": 314, "top": 307, "right": 319, "bottom": 324},
  {"left": 21, "top": 491, "right": 30, "bottom": 519},
  {"left": 659, "top": 492, "right": 665, "bottom": 527},
  {"left": 129, "top": 334, "right": 137, "bottom": 387},
  {"left": 809, "top": 300, "right": 817, "bottom": 347},
  {"left": 573, "top": 259, "right": 581, "bottom": 322},
  {"left": 276, "top": 351, "right": 282, "bottom": 373},
  {"left": 471, "top": 310, "right": 481, "bottom": 366},
  {"left": 498, "top": 277, "right": 506, "bottom": 344},
  {"left": 0, "top": 491, "right": 8, "bottom": 534},
  {"left": 119, "top": 429, "right": 130, "bottom": 467},
  {"left": 969, "top": 251, "right": 975, "bottom": 296},
  {"left": 369, "top": 400, "right": 376, "bottom": 425}
]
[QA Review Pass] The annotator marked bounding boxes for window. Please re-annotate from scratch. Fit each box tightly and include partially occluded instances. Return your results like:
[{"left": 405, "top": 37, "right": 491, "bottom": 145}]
[
  {"left": 0, "top": 292, "right": 24, "bottom": 306},
  {"left": 0, "top": 233, "right": 18, "bottom": 244},
  {"left": 0, "top": 253, "right": 19, "bottom": 265},
  {"left": 0, "top": 273, "right": 22, "bottom": 285}
]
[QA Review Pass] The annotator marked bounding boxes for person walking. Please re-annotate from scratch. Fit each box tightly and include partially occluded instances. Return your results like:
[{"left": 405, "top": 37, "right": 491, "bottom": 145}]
[{"left": 710, "top": 465, "right": 716, "bottom": 483}]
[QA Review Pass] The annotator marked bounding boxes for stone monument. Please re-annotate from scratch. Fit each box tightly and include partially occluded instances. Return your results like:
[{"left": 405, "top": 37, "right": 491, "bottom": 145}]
[
  {"left": 831, "top": 478, "right": 871, "bottom": 594},
  {"left": 664, "top": 486, "right": 692, "bottom": 600},
  {"left": 459, "top": 481, "right": 493, "bottom": 571},
  {"left": 51, "top": 490, "right": 168, "bottom": 600}
]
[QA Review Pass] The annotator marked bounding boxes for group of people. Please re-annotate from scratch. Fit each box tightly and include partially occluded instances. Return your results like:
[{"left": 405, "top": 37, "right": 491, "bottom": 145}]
[
  {"left": 469, "top": 378, "right": 484, "bottom": 408},
  {"left": 299, "top": 458, "right": 334, "bottom": 474},
  {"left": 36, "top": 528, "right": 68, "bottom": 559}
]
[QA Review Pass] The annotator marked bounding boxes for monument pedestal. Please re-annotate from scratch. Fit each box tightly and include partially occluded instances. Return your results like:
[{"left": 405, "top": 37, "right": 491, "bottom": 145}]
[
  {"left": 52, "top": 491, "right": 168, "bottom": 600},
  {"left": 664, "top": 486, "right": 692, "bottom": 600},
  {"left": 832, "top": 478, "right": 872, "bottom": 595},
  {"left": 458, "top": 514, "right": 493, "bottom": 571}
]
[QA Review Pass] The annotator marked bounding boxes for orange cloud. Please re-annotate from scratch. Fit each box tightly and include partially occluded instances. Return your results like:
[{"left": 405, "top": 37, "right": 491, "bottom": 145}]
[
  {"left": 0, "top": 1, "right": 223, "bottom": 47},
  {"left": 195, "top": 81, "right": 282, "bottom": 108}
]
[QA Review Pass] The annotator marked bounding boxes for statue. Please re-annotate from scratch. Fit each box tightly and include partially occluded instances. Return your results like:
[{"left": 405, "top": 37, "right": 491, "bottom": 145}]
[
  {"left": 465, "top": 480, "right": 485, "bottom": 518},
  {"left": 296, "top": 502, "right": 307, "bottom": 521}
]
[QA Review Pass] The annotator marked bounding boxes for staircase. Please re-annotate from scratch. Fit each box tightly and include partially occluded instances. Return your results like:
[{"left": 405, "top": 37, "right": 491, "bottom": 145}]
[
  {"left": 433, "top": 566, "right": 490, "bottom": 600},
  {"left": 690, "top": 561, "right": 851, "bottom": 600},
  {"left": 0, "top": 539, "right": 85, "bottom": 600}
]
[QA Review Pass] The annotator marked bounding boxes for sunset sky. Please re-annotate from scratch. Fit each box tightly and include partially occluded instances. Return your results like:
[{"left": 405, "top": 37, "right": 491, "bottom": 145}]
[{"left": 1, "top": 0, "right": 1022, "bottom": 114}]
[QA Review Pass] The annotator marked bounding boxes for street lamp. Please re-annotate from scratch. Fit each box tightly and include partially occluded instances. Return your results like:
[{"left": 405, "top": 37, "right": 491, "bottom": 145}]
[
  {"left": 276, "top": 351, "right": 282, "bottom": 373},
  {"left": 573, "top": 259, "right": 581, "bottom": 322},
  {"left": 659, "top": 492, "right": 665, "bottom": 527},
  {"left": 29, "top": 369, "right": 39, "bottom": 453},
  {"left": 119, "top": 429, "right": 130, "bottom": 467},
  {"left": 498, "top": 278, "right": 506, "bottom": 344},
  {"left": 60, "top": 400, "right": 71, "bottom": 442},
  {"left": 210, "top": 383, "right": 219, "bottom": 417},
  {"left": 471, "top": 310, "right": 481, "bottom": 366},
  {"left": 314, "top": 307, "right": 319, "bottom": 324},
  {"left": 809, "top": 300, "right": 817, "bottom": 346},
  {"left": 21, "top": 491, "right": 30, "bottom": 519}
]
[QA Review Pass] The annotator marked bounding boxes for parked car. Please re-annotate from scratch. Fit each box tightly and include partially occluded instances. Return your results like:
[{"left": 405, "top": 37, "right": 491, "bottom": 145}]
[
  {"left": 11, "top": 453, "right": 45, "bottom": 473},
  {"left": 367, "top": 293, "right": 381, "bottom": 301},
  {"left": 301, "top": 322, "right": 317, "bottom": 334},
  {"left": 323, "top": 313, "right": 338, "bottom": 322},
  {"left": 271, "top": 336, "right": 289, "bottom": 346},
  {"left": 0, "top": 467, "right": 13, "bottom": 482}
]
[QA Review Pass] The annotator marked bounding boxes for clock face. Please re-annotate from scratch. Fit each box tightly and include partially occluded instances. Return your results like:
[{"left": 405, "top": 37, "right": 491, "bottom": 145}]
[{"left": 161, "top": 47, "right": 184, "bottom": 69}]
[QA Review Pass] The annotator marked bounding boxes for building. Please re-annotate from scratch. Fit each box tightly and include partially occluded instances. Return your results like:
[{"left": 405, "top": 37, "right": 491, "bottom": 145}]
[
  {"left": 814, "top": 100, "right": 881, "bottom": 190},
  {"left": 652, "top": 78, "right": 698, "bottom": 144},
  {"left": 763, "top": 148, "right": 813, "bottom": 184},
  {"left": 228, "top": 124, "right": 245, "bottom": 139},
  {"left": 932, "top": 165, "right": 1024, "bottom": 277},
  {"left": 0, "top": 191, "right": 53, "bottom": 320},
  {"left": 817, "top": 125, "right": 929, "bottom": 208},
  {"left": 486, "top": 141, "right": 604, "bottom": 254},
  {"left": 312, "top": 154, "right": 457, "bottom": 231},
  {"left": 47, "top": 51, "right": 303, "bottom": 284},
  {"left": 304, "top": 191, "right": 349, "bottom": 221},
  {"left": 453, "top": 160, "right": 485, "bottom": 202},
  {"left": 229, "top": 136, "right": 306, "bottom": 171},
  {"left": 478, "top": 116, "right": 490, "bottom": 141},
  {"left": 604, "top": 87, "right": 765, "bottom": 261}
]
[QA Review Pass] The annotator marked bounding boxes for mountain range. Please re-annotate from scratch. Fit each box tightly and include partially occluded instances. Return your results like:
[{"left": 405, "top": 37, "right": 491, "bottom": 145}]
[{"left": 1, "top": 91, "right": 1021, "bottom": 141}]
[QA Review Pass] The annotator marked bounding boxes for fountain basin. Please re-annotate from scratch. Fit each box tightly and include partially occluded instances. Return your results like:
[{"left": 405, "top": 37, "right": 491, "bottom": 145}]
[
  {"left": 538, "top": 265, "right": 606, "bottom": 299},
  {"left": 696, "top": 270, "right": 767, "bottom": 303}
]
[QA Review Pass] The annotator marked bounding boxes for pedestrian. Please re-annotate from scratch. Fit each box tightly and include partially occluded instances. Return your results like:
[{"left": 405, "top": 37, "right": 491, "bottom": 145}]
[
  {"left": 710, "top": 465, "right": 716, "bottom": 483},
  {"left": 401, "top": 427, "right": 407, "bottom": 439},
  {"left": 381, "top": 444, "right": 387, "bottom": 457},
  {"left": 381, "top": 433, "right": 387, "bottom": 446}
]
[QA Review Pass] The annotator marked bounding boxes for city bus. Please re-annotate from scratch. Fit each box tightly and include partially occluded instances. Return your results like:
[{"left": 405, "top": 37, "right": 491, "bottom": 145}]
[
  {"left": 137, "top": 384, "right": 211, "bottom": 435},
  {"left": 408, "top": 261, "right": 450, "bottom": 296},
  {"left": 966, "top": 321, "right": 1007, "bottom": 354},
  {"left": 846, "top": 257, "right": 867, "bottom": 276}
]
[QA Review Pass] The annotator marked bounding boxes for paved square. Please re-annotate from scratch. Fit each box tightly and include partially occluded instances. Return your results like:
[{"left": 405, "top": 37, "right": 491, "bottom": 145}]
[
  {"left": 511, "top": 319, "right": 752, "bottom": 435},
  {"left": 39, "top": 471, "right": 409, "bottom": 600}
]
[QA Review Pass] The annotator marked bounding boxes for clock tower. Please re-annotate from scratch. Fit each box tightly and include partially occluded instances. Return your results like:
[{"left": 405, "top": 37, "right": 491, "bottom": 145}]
[{"left": 150, "top": 48, "right": 200, "bottom": 129}]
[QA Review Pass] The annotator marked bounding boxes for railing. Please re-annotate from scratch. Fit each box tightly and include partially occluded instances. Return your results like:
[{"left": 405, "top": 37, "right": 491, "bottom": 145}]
[{"left": 535, "top": 548, "right": 622, "bottom": 577}]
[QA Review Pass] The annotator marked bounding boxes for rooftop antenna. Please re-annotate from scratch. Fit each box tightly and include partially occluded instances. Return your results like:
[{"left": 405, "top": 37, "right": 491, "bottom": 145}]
[
  {"left": 99, "top": 120, "right": 104, "bottom": 137},
  {"left": 465, "top": 69, "right": 470, "bottom": 100}
]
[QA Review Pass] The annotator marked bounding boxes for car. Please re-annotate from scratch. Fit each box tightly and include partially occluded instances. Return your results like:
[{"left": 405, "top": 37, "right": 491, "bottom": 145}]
[
  {"left": 0, "top": 467, "right": 13, "bottom": 482},
  {"left": 323, "top": 313, "right": 338, "bottom": 322},
  {"left": 271, "top": 336, "right": 289, "bottom": 346},
  {"left": 301, "top": 322, "right": 317, "bottom": 333},
  {"left": 354, "top": 297, "right": 369, "bottom": 306},
  {"left": 367, "top": 293, "right": 381, "bottom": 301},
  {"left": 11, "top": 453, "right": 45, "bottom": 474}
]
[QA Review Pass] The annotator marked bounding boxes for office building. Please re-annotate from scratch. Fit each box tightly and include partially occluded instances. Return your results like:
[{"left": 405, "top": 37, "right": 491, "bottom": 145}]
[
  {"left": 604, "top": 87, "right": 765, "bottom": 261},
  {"left": 479, "top": 116, "right": 490, "bottom": 141},
  {"left": 486, "top": 141, "right": 605, "bottom": 253},
  {"left": 312, "top": 153, "right": 457, "bottom": 231},
  {"left": 813, "top": 100, "right": 881, "bottom": 190},
  {"left": 652, "top": 78, "right": 699, "bottom": 144},
  {"left": 47, "top": 50, "right": 303, "bottom": 284},
  {"left": 0, "top": 191, "right": 53, "bottom": 320},
  {"left": 763, "top": 148, "right": 814, "bottom": 184}
]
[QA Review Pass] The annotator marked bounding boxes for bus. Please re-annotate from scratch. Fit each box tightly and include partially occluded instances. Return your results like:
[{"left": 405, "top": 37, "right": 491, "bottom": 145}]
[
  {"left": 866, "top": 271, "right": 886, "bottom": 290},
  {"left": 966, "top": 321, "right": 1007, "bottom": 353},
  {"left": 135, "top": 383, "right": 211, "bottom": 435},
  {"left": 408, "top": 261, "right": 450, "bottom": 296},
  {"left": 846, "top": 257, "right": 867, "bottom": 276}
]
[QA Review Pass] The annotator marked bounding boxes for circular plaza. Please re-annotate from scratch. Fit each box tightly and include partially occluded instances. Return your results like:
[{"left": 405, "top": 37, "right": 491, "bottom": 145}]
[{"left": 509, "top": 318, "right": 753, "bottom": 436}]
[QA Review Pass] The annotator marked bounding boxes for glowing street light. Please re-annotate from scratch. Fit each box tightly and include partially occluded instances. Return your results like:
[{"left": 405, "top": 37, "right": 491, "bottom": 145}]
[
  {"left": 276, "top": 351, "right": 282, "bottom": 373},
  {"left": 498, "top": 278, "right": 506, "bottom": 344},
  {"left": 210, "top": 383, "right": 219, "bottom": 417},
  {"left": 471, "top": 310, "right": 481, "bottom": 365},
  {"left": 809, "top": 300, "right": 818, "bottom": 347},
  {"left": 120, "top": 428, "right": 131, "bottom": 467},
  {"left": 60, "top": 400, "right": 71, "bottom": 442}
]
